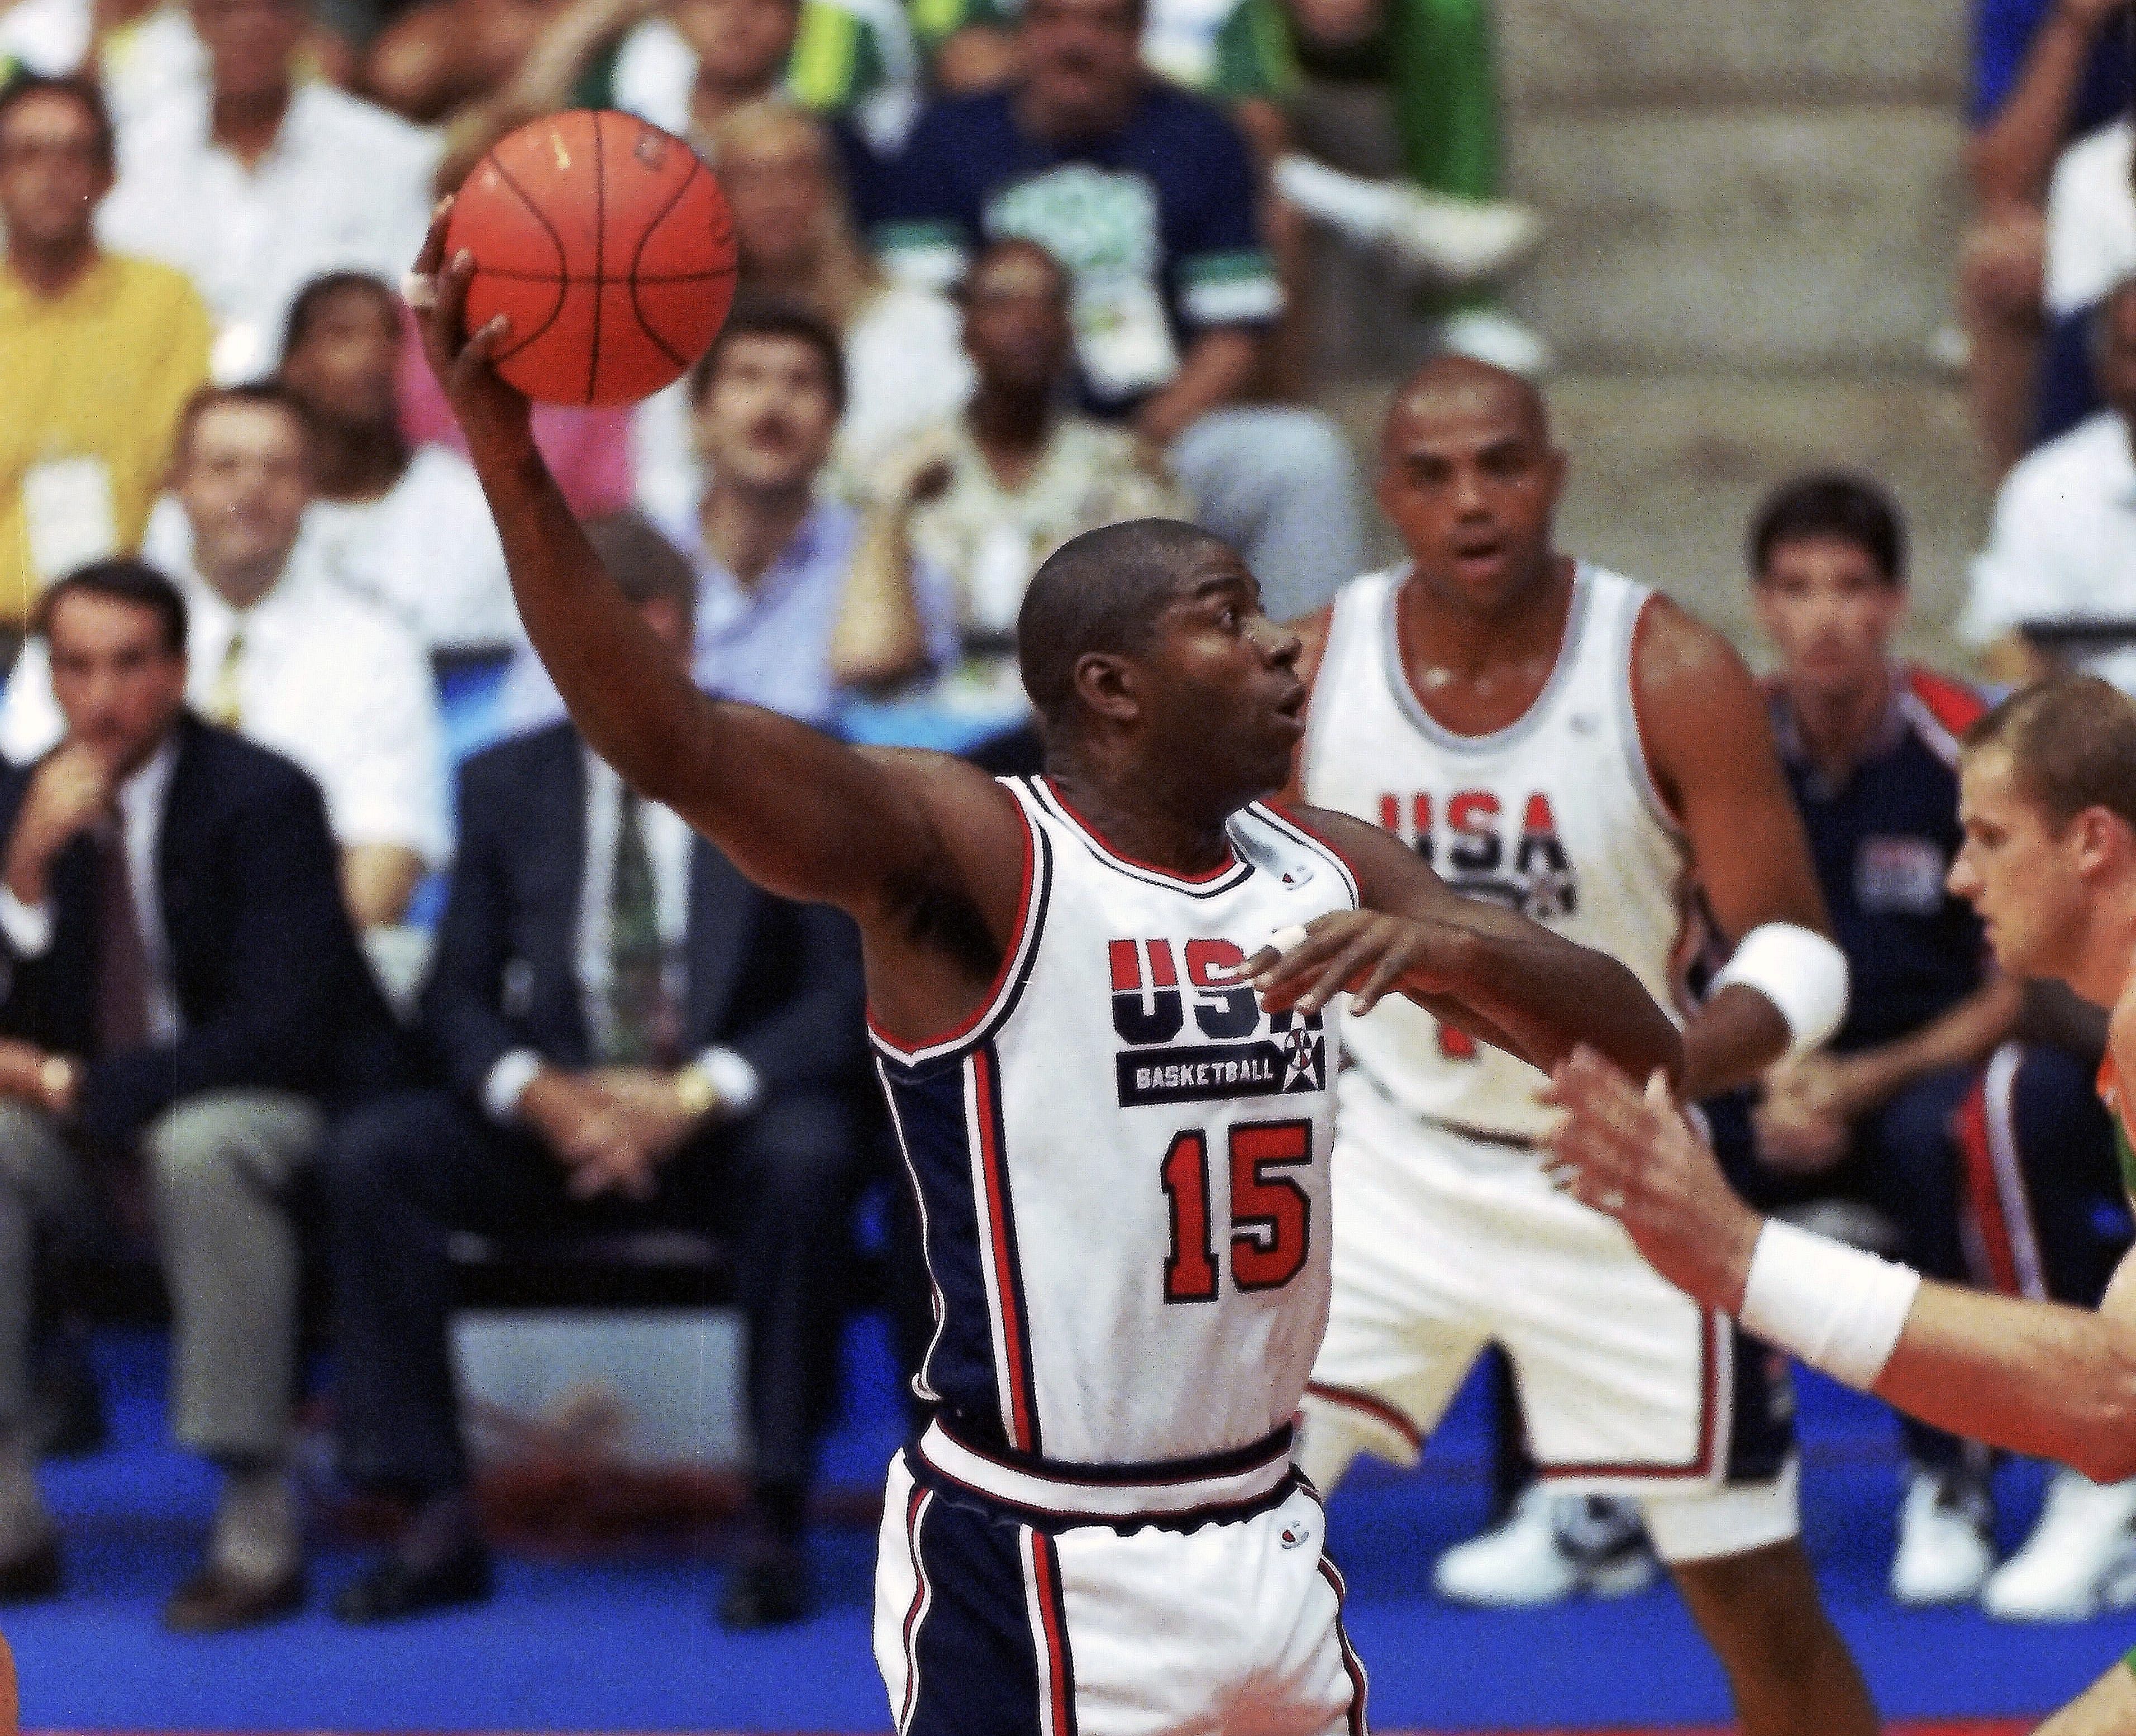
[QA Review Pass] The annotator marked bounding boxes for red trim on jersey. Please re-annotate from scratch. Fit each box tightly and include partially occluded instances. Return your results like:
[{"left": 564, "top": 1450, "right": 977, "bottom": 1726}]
[
  {"left": 973, "top": 1046, "right": 1040, "bottom": 1454},
  {"left": 1305, "top": 1380, "right": 1424, "bottom": 1453},
  {"left": 1041, "top": 776, "right": 1239, "bottom": 884},
  {"left": 1906, "top": 665, "right": 1990, "bottom": 740},
  {"left": 867, "top": 795, "right": 1037, "bottom": 1059},
  {"left": 1317, "top": 1558, "right": 1370, "bottom": 1736},
  {"left": 1031, "top": 1533, "right": 1077, "bottom": 1736},
  {"left": 1537, "top": 1308, "right": 1724, "bottom": 1481},
  {"left": 897, "top": 1484, "right": 931, "bottom": 1733},
  {"left": 1954, "top": 1079, "right": 2023, "bottom": 1296}
]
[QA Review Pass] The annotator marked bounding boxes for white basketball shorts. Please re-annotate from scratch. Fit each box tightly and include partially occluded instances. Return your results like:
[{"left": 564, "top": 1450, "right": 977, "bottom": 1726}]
[
  {"left": 1300, "top": 1071, "right": 1798, "bottom": 1564},
  {"left": 875, "top": 1420, "right": 1369, "bottom": 1736}
]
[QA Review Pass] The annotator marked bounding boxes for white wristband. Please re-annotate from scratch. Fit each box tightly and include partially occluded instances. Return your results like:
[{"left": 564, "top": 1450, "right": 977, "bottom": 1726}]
[
  {"left": 1711, "top": 922, "right": 1849, "bottom": 1062},
  {"left": 1739, "top": 1218, "right": 1922, "bottom": 1390}
]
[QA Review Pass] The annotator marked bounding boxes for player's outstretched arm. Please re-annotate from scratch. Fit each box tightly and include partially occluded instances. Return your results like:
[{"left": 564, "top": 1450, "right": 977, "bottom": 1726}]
[
  {"left": 1245, "top": 808, "right": 1682, "bottom": 1088},
  {"left": 406, "top": 207, "right": 1023, "bottom": 939},
  {"left": 1632, "top": 597, "right": 1842, "bottom": 1097},
  {"left": 1541, "top": 1047, "right": 2136, "bottom": 1485}
]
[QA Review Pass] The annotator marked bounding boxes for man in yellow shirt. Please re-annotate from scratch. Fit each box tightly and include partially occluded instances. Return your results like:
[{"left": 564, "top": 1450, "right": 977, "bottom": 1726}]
[{"left": 0, "top": 72, "right": 211, "bottom": 651}]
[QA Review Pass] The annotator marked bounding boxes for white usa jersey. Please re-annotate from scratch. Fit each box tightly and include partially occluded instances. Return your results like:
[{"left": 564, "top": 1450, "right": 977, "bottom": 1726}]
[
  {"left": 1302, "top": 562, "right": 1694, "bottom": 1143},
  {"left": 872, "top": 775, "right": 1358, "bottom": 1468}
]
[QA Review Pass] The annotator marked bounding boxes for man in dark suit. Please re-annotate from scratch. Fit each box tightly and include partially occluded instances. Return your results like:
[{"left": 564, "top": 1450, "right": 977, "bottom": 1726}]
[
  {"left": 0, "top": 557, "right": 405, "bottom": 1630},
  {"left": 325, "top": 515, "right": 869, "bottom": 1629}
]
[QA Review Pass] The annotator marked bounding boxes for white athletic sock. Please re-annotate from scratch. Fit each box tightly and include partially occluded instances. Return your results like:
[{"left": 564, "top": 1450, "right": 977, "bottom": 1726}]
[{"left": 1272, "top": 155, "right": 1409, "bottom": 244}]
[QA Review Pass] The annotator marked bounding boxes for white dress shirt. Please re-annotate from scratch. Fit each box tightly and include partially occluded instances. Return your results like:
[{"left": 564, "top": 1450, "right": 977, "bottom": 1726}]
[
  {"left": 1965, "top": 411, "right": 2136, "bottom": 692},
  {"left": 1, "top": 506, "right": 450, "bottom": 864},
  {"left": 98, "top": 82, "right": 441, "bottom": 382},
  {"left": 0, "top": 735, "right": 182, "bottom": 1043},
  {"left": 481, "top": 749, "right": 760, "bottom": 1123},
  {"left": 304, "top": 447, "right": 517, "bottom": 652},
  {"left": 2045, "top": 120, "right": 2136, "bottom": 319}
]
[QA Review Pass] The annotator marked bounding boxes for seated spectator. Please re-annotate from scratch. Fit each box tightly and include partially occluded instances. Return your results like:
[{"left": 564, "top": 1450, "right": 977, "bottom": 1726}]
[
  {"left": 1961, "top": 276, "right": 2136, "bottom": 690},
  {"left": 97, "top": 0, "right": 440, "bottom": 382},
  {"left": 1728, "top": 473, "right": 2128, "bottom": 1610},
  {"left": 502, "top": 302, "right": 955, "bottom": 732},
  {"left": 633, "top": 98, "right": 972, "bottom": 523},
  {"left": 875, "top": 0, "right": 1363, "bottom": 619},
  {"left": 0, "top": 0, "right": 209, "bottom": 128},
  {"left": 1171, "top": 0, "right": 1542, "bottom": 373},
  {"left": 440, "top": 0, "right": 912, "bottom": 202},
  {"left": 0, "top": 73, "right": 209, "bottom": 656},
  {"left": 277, "top": 273, "right": 517, "bottom": 653},
  {"left": 323, "top": 529, "right": 867, "bottom": 1628},
  {"left": 1957, "top": 0, "right": 2130, "bottom": 476},
  {"left": 360, "top": 0, "right": 575, "bottom": 122},
  {"left": 836, "top": 237, "right": 1189, "bottom": 765},
  {"left": 0, "top": 385, "right": 449, "bottom": 930},
  {"left": 0, "top": 559, "right": 408, "bottom": 1628},
  {"left": 2038, "top": 108, "right": 2136, "bottom": 442}
]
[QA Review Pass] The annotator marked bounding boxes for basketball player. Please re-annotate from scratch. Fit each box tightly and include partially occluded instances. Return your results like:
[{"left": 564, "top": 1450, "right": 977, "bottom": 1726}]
[
  {"left": 407, "top": 215, "right": 1682, "bottom": 1730},
  {"left": 1543, "top": 679, "right": 2136, "bottom": 1736},
  {"left": 1291, "top": 357, "right": 1878, "bottom": 1736}
]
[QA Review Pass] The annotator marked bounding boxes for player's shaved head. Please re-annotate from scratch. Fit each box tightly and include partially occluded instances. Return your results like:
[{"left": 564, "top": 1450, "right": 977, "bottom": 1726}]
[
  {"left": 1381, "top": 354, "right": 1549, "bottom": 455},
  {"left": 1018, "top": 518, "right": 1237, "bottom": 725}
]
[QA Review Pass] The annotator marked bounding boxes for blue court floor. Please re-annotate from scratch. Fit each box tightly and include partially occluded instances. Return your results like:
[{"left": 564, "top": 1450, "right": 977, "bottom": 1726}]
[{"left": 5, "top": 1318, "right": 2133, "bottom": 1730}]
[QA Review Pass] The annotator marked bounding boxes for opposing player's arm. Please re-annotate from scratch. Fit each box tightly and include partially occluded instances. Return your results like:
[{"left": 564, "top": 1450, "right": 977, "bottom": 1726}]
[
  {"left": 1247, "top": 808, "right": 1683, "bottom": 1086},
  {"left": 407, "top": 210, "right": 1028, "bottom": 1029},
  {"left": 1271, "top": 602, "right": 1334, "bottom": 807},
  {"left": 1632, "top": 596, "right": 1840, "bottom": 1097},
  {"left": 1541, "top": 1046, "right": 2136, "bottom": 1485}
]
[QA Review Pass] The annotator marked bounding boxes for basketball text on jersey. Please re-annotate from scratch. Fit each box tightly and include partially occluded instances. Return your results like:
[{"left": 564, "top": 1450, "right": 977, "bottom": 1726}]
[
  {"left": 1109, "top": 938, "right": 1328, "bottom": 1105},
  {"left": 1374, "top": 790, "right": 1577, "bottom": 921}
]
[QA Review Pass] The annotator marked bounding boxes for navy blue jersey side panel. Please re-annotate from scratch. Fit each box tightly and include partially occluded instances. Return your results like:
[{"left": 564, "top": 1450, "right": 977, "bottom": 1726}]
[
  {"left": 880, "top": 1055, "right": 1008, "bottom": 1446},
  {"left": 907, "top": 1487, "right": 1046, "bottom": 1736}
]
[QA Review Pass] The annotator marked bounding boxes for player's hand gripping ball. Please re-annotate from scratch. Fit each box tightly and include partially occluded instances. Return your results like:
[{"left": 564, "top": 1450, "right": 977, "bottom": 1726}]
[{"left": 445, "top": 109, "right": 737, "bottom": 406}]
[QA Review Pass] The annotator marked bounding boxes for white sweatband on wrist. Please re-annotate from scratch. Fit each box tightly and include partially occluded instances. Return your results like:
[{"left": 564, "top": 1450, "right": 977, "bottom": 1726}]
[
  {"left": 1711, "top": 922, "right": 1849, "bottom": 1061},
  {"left": 1739, "top": 1218, "right": 1922, "bottom": 1390}
]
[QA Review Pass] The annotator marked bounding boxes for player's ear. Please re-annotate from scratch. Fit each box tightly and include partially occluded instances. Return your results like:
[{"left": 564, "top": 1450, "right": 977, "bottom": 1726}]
[{"left": 1072, "top": 651, "right": 1141, "bottom": 725}]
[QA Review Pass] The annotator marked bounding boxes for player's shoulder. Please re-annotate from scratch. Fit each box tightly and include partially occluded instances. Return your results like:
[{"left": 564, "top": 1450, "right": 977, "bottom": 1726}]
[{"left": 1626, "top": 584, "right": 1753, "bottom": 694}]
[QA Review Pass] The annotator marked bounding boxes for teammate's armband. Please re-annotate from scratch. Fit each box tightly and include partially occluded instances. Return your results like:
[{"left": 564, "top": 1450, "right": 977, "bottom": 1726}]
[
  {"left": 1710, "top": 922, "right": 1849, "bottom": 1063},
  {"left": 1739, "top": 1219, "right": 1922, "bottom": 1391}
]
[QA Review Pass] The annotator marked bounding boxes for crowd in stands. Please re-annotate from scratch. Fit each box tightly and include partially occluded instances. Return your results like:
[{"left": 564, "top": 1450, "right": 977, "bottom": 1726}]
[{"left": 0, "top": 0, "right": 2134, "bottom": 1652}]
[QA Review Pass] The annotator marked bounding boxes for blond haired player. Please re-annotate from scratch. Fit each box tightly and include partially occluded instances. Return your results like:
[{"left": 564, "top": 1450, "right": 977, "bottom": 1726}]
[{"left": 1544, "top": 674, "right": 2136, "bottom": 1736}]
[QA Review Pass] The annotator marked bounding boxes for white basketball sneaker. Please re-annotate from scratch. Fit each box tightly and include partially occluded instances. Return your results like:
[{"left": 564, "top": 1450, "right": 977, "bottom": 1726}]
[
  {"left": 1983, "top": 1470, "right": 2136, "bottom": 1620},
  {"left": 1889, "top": 1466, "right": 1995, "bottom": 1606},
  {"left": 1433, "top": 1486, "right": 1656, "bottom": 1608}
]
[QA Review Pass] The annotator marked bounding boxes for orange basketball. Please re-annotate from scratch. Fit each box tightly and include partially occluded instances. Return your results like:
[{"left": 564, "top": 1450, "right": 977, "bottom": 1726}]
[{"left": 445, "top": 110, "right": 737, "bottom": 407}]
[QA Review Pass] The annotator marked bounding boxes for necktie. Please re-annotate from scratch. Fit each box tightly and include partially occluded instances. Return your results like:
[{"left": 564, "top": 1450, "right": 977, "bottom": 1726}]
[
  {"left": 603, "top": 790, "right": 677, "bottom": 1065},
  {"left": 95, "top": 826, "right": 151, "bottom": 1056},
  {"left": 206, "top": 626, "right": 244, "bottom": 729}
]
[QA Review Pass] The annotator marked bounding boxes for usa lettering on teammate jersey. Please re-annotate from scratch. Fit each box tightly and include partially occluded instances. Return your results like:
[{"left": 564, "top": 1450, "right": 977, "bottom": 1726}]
[
  {"left": 1375, "top": 790, "right": 1578, "bottom": 920},
  {"left": 1303, "top": 564, "right": 1693, "bottom": 1141},
  {"left": 1109, "top": 937, "right": 1328, "bottom": 1105}
]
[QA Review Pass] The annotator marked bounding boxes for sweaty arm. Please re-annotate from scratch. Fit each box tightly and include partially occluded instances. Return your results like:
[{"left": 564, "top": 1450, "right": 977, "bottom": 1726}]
[
  {"left": 408, "top": 210, "right": 1026, "bottom": 1043},
  {"left": 1633, "top": 596, "right": 1838, "bottom": 1098},
  {"left": 1541, "top": 1045, "right": 2136, "bottom": 1486},
  {"left": 1248, "top": 807, "right": 1683, "bottom": 1088}
]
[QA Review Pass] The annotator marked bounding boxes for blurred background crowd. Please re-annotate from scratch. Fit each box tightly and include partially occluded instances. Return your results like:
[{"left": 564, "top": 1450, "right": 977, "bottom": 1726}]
[{"left": 2, "top": 0, "right": 2136, "bottom": 1673}]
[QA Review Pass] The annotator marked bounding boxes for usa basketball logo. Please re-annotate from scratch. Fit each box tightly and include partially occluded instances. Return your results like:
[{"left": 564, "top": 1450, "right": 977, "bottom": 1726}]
[
  {"left": 1108, "top": 938, "right": 1326, "bottom": 1107},
  {"left": 1377, "top": 790, "right": 1578, "bottom": 922}
]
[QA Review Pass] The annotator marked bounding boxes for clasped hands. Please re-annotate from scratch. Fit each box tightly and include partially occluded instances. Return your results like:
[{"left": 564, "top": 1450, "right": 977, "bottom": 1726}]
[{"left": 518, "top": 1065, "right": 716, "bottom": 1201}]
